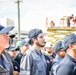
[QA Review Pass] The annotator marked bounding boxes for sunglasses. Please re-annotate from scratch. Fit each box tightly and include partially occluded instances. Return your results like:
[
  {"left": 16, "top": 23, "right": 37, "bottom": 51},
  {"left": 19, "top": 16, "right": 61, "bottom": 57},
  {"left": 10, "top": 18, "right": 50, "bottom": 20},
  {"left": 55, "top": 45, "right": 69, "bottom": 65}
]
[{"left": 59, "top": 49, "right": 66, "bottom": 52}]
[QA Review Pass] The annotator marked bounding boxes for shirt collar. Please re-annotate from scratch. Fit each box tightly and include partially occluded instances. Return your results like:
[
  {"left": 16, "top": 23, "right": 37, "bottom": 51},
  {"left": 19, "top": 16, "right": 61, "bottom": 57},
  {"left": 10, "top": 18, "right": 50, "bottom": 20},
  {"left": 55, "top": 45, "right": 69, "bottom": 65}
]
[
  {"left": 54, "top": 54, "right": 62, "bottom": 62},
  {"left": 67, "top": 54, "right": 76, "bottom": 63},
  {"left": 31, "top": 46, "right": 42, "bottom": 56},
  {"left": 35, "top": 49, "right": 42, "bottom": 55}
]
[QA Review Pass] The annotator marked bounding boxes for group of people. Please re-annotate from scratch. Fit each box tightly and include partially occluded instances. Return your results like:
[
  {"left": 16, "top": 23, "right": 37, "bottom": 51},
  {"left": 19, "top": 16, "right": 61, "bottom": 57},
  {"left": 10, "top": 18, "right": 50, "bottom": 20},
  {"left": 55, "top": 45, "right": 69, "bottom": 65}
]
[
  {"left": 67, "top": 14, "right": 76, "bottom": 27},
  {"left": 0, "top": 24, "right": 76, "bottom": 75}
]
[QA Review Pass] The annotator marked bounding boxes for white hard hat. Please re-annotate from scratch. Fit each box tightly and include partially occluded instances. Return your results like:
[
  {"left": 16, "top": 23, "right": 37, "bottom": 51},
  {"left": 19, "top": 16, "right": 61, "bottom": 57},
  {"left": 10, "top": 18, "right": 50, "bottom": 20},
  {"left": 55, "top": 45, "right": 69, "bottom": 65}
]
[{"left": 45, "top": 42, "right": 52, "bottom": 47}]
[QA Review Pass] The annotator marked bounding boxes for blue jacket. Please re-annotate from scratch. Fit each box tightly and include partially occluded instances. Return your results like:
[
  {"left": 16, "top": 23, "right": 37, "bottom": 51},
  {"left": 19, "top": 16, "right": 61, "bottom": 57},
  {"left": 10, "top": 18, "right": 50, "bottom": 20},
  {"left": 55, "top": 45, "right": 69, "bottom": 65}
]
[
  {"left": 0, "top": 50, "right": 13, "bottom": 75},
  {"left": 56, "top": 54, "right": 76, "bottom": 75},
  {"left": 50, "top": 55, "right": 62, "bottom": 75},
  {"left": 20, "top": 47, "right": 47, "bottom": 75}
]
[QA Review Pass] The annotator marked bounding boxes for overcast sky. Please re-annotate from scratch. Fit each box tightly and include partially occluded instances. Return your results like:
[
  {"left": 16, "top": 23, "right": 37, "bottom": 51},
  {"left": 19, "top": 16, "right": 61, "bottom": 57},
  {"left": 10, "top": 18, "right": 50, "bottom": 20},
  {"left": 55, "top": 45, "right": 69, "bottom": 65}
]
[{"left": 0, "top": 0, "right": 76, "bottom": 32}]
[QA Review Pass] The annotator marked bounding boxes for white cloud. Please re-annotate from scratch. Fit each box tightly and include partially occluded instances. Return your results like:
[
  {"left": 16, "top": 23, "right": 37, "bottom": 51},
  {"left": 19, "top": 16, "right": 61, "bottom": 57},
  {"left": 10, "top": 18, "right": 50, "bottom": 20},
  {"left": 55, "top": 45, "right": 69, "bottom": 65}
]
[
  {"left": 0, "top": 0, "right": 76, "bottom": 32},
  {"left": 20, "top": 10, "right": 46, "bottom": 32}
]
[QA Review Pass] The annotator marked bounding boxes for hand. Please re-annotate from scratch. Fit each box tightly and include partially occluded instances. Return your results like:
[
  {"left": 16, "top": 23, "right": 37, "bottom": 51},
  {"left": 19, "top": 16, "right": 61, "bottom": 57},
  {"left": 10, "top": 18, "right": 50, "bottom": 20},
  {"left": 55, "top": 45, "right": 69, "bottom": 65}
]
[{"left": 13, "top": 71, "right": 19, "bottom": 75}]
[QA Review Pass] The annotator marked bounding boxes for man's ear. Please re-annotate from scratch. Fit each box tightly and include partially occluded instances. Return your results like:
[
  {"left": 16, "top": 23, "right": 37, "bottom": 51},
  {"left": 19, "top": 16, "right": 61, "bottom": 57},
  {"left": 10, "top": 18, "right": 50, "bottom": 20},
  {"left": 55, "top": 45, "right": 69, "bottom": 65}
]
[
  {"left": 56, "top": 51, "right": 60, "bottom": 55},
  {"left": 69, "top": 44, "right": 73, "bottom": 49},
  {"left": 32, "top": 38, "right": 36, "bottom": 43}
]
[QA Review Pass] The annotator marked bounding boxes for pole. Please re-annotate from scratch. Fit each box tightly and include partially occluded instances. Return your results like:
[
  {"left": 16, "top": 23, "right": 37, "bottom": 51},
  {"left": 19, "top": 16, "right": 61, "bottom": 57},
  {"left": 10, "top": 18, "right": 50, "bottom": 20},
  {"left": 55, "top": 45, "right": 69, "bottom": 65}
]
[{"left": 15, "top": 0, "right": 22, "bottom": 41}]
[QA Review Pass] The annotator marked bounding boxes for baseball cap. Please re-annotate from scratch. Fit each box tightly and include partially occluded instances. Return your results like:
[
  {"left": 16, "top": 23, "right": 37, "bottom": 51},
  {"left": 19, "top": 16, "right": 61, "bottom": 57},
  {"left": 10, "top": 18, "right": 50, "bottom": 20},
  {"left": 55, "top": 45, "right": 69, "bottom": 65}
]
[
  {"left": 20, "top": 40, "right": 29, "bottom": 46},
  {"left": 7, "top": 45, "right": 17, "bottom": 51},
  {"left": 0, "top": 25, "right": 14, "bottom": 34},
  {"left": 8, "top": 33, "right": 15, "bottom": 38},
  {"left": 28, "top": 28, "right": 43, "bottom": 44},
  {"left": 16, "top": 41, "right": 21, "bottom": 47},
  {"left": 54, "top": 40, "right": 64, "bottom": 53},
  {"left": 45, "top": 42, "right": 52, "bottom": 47},
  {"left": 63, "top": 33, "right": 76, "bottom": 50}
]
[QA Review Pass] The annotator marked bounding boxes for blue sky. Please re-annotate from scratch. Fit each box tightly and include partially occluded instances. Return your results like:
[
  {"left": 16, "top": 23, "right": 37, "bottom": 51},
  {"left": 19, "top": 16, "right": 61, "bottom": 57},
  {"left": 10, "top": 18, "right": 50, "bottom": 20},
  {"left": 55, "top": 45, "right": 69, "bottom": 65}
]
[{"left": 0, "top": 0, "right": 76, "bottom": 32}]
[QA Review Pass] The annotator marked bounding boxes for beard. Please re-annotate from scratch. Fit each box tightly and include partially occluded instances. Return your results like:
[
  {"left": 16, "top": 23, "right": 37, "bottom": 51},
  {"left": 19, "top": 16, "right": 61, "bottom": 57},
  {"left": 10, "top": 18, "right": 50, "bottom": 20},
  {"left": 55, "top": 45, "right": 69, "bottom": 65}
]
[
  {"left": 47, "top": 50, "right": 52, "bottom": 53},
  {"left": 36, "top": 42, "right": 45, "bottom": 47}
]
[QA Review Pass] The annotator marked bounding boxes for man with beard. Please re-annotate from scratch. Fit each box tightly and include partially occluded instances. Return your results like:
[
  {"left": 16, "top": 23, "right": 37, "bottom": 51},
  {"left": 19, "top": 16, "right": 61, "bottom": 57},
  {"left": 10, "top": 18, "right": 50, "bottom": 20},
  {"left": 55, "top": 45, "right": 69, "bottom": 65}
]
[
  {"left": 45, "top": 42, "right": 56, "bottom": 61},
  {"left": 20, "top": 28, "right": 47, "bottom": 75}
]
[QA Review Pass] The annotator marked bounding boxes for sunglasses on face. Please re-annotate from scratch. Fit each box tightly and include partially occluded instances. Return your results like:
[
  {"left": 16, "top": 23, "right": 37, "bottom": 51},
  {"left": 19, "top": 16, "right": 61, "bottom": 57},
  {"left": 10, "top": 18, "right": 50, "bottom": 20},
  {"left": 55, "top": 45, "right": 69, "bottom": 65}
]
[{"left": 59, "top": 49, "right": 66, "bottom": 52}]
